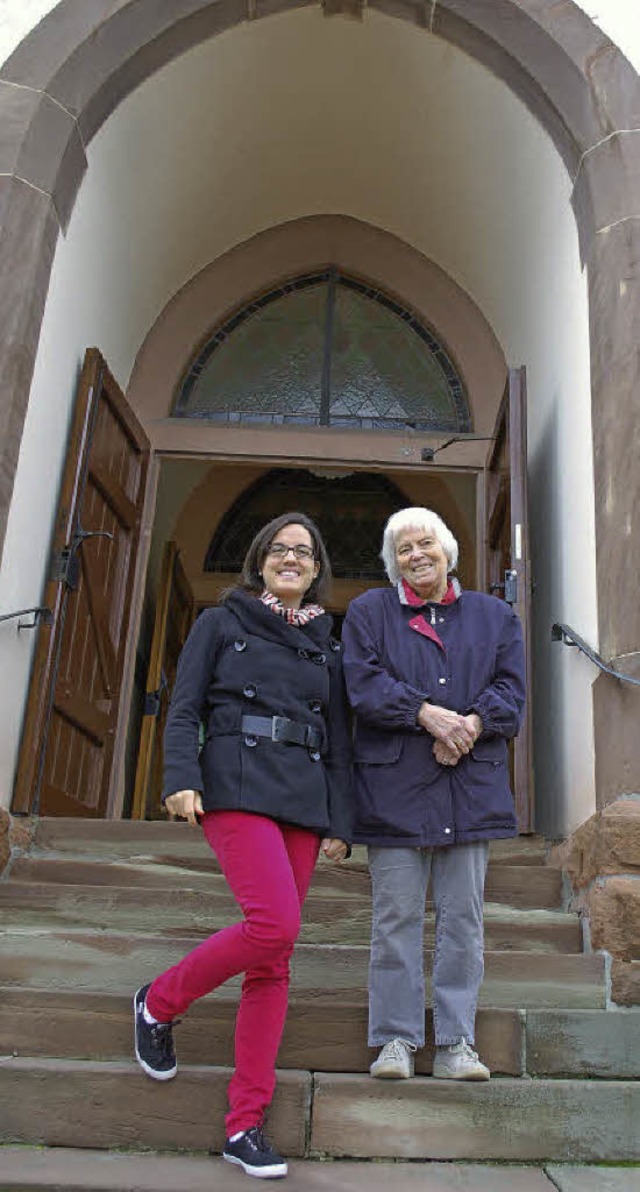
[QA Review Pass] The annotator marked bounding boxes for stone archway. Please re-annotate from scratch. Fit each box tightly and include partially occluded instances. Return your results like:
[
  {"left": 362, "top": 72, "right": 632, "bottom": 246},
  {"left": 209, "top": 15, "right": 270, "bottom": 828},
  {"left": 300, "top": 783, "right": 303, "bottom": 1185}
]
[{"left": 0, "top": 0, "right": 639, "bottom": 807}]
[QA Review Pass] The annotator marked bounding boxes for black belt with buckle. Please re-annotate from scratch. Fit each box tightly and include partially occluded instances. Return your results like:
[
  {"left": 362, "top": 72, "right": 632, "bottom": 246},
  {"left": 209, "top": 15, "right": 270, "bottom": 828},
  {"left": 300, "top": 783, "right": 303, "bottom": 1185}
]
[{"left": 240, "top": 714, "right": 321, "bottom": 751}]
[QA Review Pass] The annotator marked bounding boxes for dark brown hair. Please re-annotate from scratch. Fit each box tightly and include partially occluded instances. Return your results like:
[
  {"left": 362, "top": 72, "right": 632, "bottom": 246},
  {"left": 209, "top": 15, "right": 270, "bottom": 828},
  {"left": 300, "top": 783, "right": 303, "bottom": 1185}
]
[{"left": 226, "top": 512, "right": 332, "bottom": 605}]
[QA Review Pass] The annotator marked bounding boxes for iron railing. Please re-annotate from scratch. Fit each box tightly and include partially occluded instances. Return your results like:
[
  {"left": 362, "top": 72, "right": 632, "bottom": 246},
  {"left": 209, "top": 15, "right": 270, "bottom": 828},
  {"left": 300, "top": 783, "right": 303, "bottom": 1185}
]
[
  {"left": 552, "top": 623, "right": 640, "bottom": 688},
  {"left": 0, "top": 606, "right": 52, "bottom": 630}
]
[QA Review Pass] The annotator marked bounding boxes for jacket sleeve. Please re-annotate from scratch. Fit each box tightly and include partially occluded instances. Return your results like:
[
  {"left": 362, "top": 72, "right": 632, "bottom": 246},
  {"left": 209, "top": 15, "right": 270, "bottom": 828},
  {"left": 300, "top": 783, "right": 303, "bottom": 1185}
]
[
  {"left": 468, "top": 607, "right": 526, "bottom": 739},
  {"left": 323, "top": 649, "right": 354, "bottom": 847},
  {"left": 341, "top": 598, "right": 427, "bottom": 730},
  {"left": 162, "top": 609, "right": 223, "bottom": 800}
]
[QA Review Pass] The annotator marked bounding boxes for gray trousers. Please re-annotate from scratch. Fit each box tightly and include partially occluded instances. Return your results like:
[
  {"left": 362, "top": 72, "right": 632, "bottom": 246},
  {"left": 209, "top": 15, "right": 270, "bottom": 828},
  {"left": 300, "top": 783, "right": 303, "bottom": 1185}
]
[{"left": 367, "top": 841, "right": 490, "bottom": 1048}]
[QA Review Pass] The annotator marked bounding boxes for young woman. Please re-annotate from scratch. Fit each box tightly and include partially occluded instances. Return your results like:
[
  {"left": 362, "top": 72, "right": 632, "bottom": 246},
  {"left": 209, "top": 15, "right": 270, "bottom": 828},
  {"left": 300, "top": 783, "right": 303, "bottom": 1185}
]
[{"left": 133, "top": 513, "right": 352, "bottom": 1178}]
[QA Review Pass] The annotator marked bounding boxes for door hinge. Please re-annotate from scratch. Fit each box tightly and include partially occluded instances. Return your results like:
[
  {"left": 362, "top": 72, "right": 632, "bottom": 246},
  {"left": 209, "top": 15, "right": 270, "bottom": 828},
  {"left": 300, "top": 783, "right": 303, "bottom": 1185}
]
[
  {"left": 490, "top": 569, "right": 518, "bottom": 605},
  {"left": 50, "top": 548, "right": 80, "bottom": 590},
  {"left": 50, "top": 527, "right": 115, "bottom": 590}
]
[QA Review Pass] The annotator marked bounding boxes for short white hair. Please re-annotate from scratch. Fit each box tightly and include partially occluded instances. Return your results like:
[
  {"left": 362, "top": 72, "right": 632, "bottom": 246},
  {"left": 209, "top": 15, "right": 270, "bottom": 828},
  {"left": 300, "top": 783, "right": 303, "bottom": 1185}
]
[{"left": 381, "top": 507, "right": 459, "bottom": 583}]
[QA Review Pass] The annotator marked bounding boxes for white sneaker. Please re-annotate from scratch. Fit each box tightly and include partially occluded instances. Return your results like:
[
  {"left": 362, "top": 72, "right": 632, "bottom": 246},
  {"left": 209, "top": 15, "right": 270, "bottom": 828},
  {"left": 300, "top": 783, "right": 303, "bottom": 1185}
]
[
  {"left": 432, "top": 1038, "right": 490, "bottom": 1081},
  {"left": 370, "top": 1037, "right": 416, "bottom": 1079}
]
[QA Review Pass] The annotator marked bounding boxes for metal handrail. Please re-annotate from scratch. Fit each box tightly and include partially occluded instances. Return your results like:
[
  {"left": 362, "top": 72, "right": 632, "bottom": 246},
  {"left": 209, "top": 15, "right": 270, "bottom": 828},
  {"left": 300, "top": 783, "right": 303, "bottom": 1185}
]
[
  {"left": 0, "top": 606, "right": 52, "bottom": 630},
  {"left": 552, "top": 622, "right": 640, "bottom": 688}
]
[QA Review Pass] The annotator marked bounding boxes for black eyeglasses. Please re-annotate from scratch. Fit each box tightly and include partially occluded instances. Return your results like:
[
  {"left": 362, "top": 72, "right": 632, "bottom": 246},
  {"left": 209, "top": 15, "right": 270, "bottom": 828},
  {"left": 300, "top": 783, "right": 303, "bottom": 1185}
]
[{"left": 266, "top": 543, "right": 315, "bottom": 561}]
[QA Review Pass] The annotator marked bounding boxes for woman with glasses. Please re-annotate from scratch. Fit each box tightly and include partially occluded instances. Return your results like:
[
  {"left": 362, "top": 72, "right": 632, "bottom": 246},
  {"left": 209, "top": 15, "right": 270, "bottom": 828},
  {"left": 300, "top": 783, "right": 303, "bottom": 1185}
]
[{"left": 133, "top": 513, "right": 352, "bottom": 1179}]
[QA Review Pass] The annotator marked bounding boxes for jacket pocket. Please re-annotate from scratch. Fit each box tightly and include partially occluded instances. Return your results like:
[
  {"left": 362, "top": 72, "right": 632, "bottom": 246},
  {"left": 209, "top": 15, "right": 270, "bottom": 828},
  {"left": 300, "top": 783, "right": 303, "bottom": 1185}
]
[
  {"left": 353, "top": 727, "right": 402, "bottom": 765},
  {"left": 470, "top": 736, "right": 508, "bottom": 764}
]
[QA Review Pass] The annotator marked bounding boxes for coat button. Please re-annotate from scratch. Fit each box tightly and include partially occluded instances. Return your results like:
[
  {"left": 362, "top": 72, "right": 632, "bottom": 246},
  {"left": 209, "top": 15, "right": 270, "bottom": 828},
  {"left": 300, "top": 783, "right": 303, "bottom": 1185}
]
[
  {"left": 243, "top": 735, "right": 258, "bottom": 747},
  {"left": 438, "top": 677, "right": 447, "bottom": 685},
  {"left": 313, "top": 653, "right": 326, "bottom": 666},
  {"left": 330, "top": 640, "right": 341, "bottom": 652},
  {"left": 243, "top": 684, "right": 257, "bottom": 699},
  {"left": 308, "top": 700, "right": 322, "bottom": 714},
  {"left": 234, "top": 640, "right": 247, "bottom": 652},
  {"left": 309, "top": 750, "right": 321, "bottom": 762},
  {"left": 444, "top": 827, "right": 452, "bottom": 834}
]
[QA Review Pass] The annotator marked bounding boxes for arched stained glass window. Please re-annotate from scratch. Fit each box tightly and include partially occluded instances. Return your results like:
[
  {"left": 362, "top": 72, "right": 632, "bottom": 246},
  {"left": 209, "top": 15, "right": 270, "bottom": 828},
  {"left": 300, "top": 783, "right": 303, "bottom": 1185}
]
[
  {"left": 204, "top": 468, "right": 409, "bottom": 580},
  {"left": 175, "top": 271, "right": 471, "bottom": 432}
]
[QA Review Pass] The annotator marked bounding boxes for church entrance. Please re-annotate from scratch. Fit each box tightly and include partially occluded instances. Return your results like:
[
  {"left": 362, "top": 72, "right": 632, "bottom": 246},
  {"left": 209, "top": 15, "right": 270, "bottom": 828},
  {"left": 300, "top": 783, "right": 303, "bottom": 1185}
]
[{"left": 11, "top": 266, "right": 532, "bottom": 828}]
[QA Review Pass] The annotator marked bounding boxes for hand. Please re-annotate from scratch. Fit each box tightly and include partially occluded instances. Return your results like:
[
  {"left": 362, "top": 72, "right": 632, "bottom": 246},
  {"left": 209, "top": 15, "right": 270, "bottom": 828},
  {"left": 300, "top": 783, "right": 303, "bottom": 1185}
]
[
  {"left": 417, "top": 703, "right": 477, "bottom": 754},
  {"left": 462, "top": 712, "right": 483, "bottom": 743},
  {"left": 164, "top": 789, "right": 203, "bottom": 827},
  {"left": 432, "top": 714, "right": 483, "bottom": 766},
  {"left": 433, "top": 740, "right": 461, "bottom": 767},
  {"left": 320, "top": 837, "right": 348, "bottom": 862}
]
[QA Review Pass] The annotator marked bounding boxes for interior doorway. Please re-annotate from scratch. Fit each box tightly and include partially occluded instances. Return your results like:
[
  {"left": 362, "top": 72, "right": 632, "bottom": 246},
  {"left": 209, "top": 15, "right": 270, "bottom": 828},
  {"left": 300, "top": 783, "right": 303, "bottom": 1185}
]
[{"left": 127, "top": 458, "right": 479, "bottom": 819}]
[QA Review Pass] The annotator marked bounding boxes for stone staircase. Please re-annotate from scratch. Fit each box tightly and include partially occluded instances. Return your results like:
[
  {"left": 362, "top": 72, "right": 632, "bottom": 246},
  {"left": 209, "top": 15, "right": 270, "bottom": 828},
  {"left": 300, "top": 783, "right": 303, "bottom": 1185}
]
[{"left": 0, "top": 818, "right": 639, "bottom": 1182}]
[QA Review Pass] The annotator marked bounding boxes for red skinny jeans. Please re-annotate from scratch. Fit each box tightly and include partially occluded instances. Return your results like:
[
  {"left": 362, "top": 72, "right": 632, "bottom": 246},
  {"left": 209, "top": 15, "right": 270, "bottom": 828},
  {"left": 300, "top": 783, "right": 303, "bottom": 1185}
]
[{"left": 146, "top": 810, "right": 320, "bottom": 1137}]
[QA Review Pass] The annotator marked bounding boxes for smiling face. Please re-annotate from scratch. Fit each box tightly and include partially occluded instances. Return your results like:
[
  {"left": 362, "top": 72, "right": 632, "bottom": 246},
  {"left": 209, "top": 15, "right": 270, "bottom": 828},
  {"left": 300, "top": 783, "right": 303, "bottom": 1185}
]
[
  {"left": 260, "top": 523, "right": 320, "bottom": 609},
  {"left": 395, "top": 525, "right": 449, "bottom": 601}
]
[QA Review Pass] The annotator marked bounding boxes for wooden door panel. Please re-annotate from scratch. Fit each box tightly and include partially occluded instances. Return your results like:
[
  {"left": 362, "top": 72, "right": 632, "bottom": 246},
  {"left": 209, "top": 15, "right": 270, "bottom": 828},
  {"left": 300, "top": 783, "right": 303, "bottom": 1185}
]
[
  {"left": 132, "top": 542, "right": 194, "bottom": 820},
  {"left": 12, "top": 348, "right": 149, "bottom": 817},
  {"left": 484, "top": 367, "right": 533, "bottom": 831}
]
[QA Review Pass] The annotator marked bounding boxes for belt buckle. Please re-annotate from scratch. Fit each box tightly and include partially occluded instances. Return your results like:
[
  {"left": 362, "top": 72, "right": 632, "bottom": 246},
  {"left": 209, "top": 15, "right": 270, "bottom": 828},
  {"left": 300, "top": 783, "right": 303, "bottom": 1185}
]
[{"left": 271, "top": 715, "right": 288, "bottom": 742}]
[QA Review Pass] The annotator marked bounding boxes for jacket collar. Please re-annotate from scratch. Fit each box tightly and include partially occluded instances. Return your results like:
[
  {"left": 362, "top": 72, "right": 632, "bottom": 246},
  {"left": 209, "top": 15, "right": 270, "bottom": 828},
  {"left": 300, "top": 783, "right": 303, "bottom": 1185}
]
[
  {"left": 224, "top": 589, "right": 334, "bottom": 655},
  {"left": 397, "top": 577, "right": 461, "bottom": 653},
  {"left": 398, "top": 577, "right": 461, "bottom": 607}
]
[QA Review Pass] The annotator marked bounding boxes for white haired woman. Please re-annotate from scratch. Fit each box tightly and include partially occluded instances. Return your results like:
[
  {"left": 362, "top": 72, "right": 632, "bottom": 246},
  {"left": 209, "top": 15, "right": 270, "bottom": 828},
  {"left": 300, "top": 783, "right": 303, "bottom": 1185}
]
[{"left": 341, "top": 507, "right": 525, "bottom": 1081}]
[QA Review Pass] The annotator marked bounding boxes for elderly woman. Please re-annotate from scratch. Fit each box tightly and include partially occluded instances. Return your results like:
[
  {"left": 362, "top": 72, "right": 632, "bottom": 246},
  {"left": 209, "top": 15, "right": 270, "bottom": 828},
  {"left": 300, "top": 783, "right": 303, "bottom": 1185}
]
[
  {"left": 133, "top": 513, "right": 352, "bottom": 1179},
  {"left": 341, "top": 507, "right": 525, "bottom": 1082}
]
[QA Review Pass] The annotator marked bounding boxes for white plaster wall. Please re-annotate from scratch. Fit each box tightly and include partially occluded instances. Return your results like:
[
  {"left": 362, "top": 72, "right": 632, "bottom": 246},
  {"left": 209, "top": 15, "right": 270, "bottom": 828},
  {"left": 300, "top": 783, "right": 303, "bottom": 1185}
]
[
  {"left": 0, "top": 0, "right": 56, "bottom": 65},
  {"left": 0, "top": 5, "right": 611, "bottom": 830}
]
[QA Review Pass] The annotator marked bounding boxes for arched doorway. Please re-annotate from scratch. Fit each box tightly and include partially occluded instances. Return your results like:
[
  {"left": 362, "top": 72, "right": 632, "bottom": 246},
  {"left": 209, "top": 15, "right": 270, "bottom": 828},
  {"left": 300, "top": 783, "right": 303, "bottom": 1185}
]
[{"left": 2, "top": 1, "right": 638, "bottom": 831}]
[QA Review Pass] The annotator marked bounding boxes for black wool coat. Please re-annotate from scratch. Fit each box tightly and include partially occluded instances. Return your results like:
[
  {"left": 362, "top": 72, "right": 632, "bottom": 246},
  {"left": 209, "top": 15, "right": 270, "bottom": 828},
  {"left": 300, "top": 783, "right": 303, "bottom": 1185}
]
[{"left": 162, "top": 590, "right": 353, "bottom": 843}]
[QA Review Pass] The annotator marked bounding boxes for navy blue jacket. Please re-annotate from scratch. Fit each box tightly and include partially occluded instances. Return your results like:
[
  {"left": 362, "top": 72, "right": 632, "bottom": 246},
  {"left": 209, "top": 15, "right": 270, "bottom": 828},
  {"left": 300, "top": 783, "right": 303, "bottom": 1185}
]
[
  {"left": 162, "top": 590, "right": 353, "bottom": 843},
  {"left": 341, "top": 586, "right": 525, "bottom": 847}
]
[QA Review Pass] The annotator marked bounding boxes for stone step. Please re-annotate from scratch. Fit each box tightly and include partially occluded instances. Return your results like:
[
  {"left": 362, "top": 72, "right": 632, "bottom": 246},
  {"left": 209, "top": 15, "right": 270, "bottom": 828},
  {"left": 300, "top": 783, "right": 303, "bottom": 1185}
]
[
  {"left": 0, "top": 989, "right": 525, "bottom": 1075},
  {"left": 4, "top": 1151, "right": 619, "bottom": 1192},
  {"left": 1, "top": 1056, "right": 639, "bottom": 1164},
  {"left": 0, "top": 932, "right": 606, "bottom": 1007},
  {"left": 525, "top": 1008, "right": 640, "bottom": 1078},
  {"left": 0, "top": 1056, "right": 306, "bottom": 1156},
  {"left": 0, "top": 880, "right": 581, "bottom": 952},
  {"left": 6, "top": 855, "right": 563, "bottom": 909},
  {"left": 6, "top": 990, "right": 637, "bottom": 1079},
  {"left": 310, "top": 1072, "right": 640, "bottom": 1163},
  {"left": 4, "top": 1151, "right": 630, "bottom": 1192},
  {"left": 30, "top": 817, "right": 548, "bottom": 867}
]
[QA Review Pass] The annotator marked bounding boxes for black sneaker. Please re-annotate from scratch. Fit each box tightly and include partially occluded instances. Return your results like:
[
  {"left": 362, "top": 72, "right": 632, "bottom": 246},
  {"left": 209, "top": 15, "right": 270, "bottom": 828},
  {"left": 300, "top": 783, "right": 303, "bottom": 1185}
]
[
  {"left": 133, "top": 984, "right": 178, "bottom": 1081},
  {"left": 222, "top": 1127, "right": 288, "bottom": 1179}
]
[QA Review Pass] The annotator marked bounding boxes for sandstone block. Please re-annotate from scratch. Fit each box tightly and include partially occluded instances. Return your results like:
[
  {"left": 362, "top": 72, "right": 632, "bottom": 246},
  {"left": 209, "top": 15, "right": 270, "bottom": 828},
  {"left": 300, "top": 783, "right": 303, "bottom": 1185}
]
[
  {"left": 9, "top": 812, "right": 35, "bottom": 854},
  {"left": 0, "top": 807, "right": 9, "bottom": 875},
  {"left": 0, "top": 1057, "right": 309, "bottom": 1155},
  {"left": 611, "top": 959, "right": 640, "bottom": 1007},
  {"left": 599, "top": 799, "right": 640, "bottom": 872},
  {"left": 557, "top": 799, "right": 640, "bottom": 889},
  {"left": 546, "top": 1166, "right": 640, "bottom": 1192},
  {"left": 590, "top": 876, "right": 640, "bottom": 960},
  {"left": 310, "top": 1074, "right": 640, "bottom": 1162},
  {"left": 526, "top": 1008, "right": 640, "bottom": 1077}
]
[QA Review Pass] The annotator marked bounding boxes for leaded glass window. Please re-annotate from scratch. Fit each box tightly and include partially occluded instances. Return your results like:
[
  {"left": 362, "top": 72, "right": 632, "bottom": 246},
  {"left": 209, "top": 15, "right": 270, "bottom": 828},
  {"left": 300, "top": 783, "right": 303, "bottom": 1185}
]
[
  {"left": 175, "top": 271, "right": 471, "bottom": 432},
  {"left": 204, "top": 468, "right": 408, "bottom": 580}
]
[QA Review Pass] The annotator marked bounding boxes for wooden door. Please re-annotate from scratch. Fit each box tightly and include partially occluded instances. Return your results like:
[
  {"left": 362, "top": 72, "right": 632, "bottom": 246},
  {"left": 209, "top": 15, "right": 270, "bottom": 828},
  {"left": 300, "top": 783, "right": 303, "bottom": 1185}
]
[
  {"left": 131, "top": 541, "right": 194, "bottom": 820},
  {"left": 483, "top": 366, "right": 533, "bottom": 831},
  {"left": 12, "top": 349, "right": 150, "bottom": 817}
]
